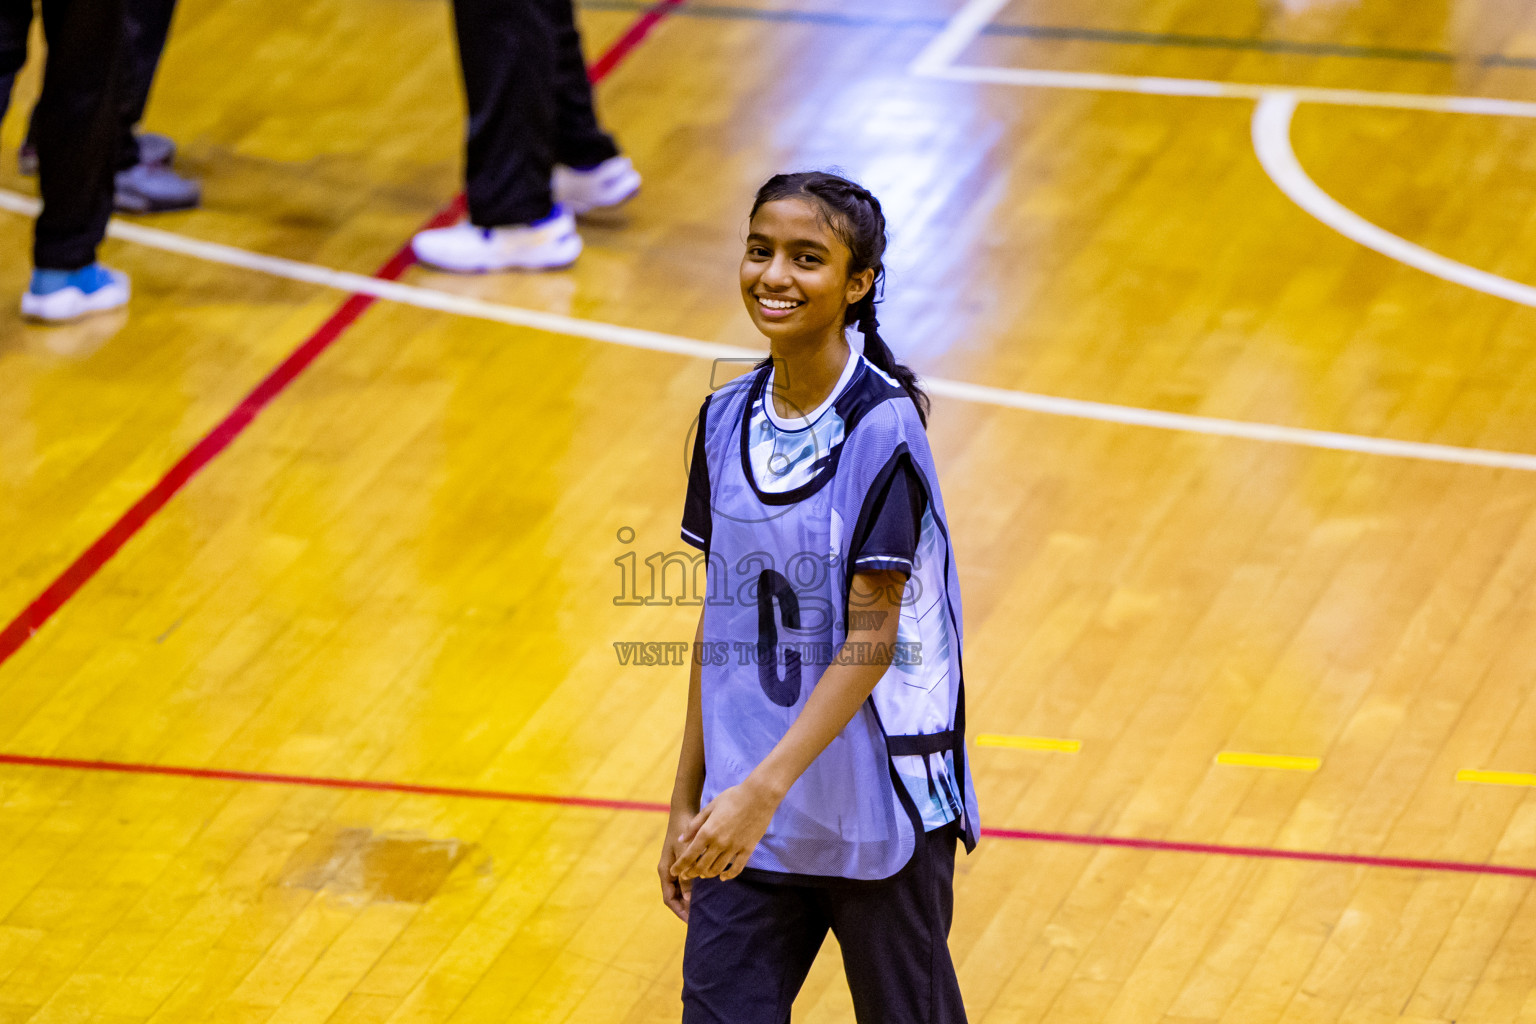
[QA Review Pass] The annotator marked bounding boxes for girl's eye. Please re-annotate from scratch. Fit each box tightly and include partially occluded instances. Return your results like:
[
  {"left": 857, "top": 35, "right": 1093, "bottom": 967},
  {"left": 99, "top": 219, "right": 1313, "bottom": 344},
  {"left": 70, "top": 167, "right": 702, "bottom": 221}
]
[
  {"left": 748, "top": 246, "right": 771, "bottom": 259},
  {"left": 796, "top": 254, "right": 822, "bottom": 266}
]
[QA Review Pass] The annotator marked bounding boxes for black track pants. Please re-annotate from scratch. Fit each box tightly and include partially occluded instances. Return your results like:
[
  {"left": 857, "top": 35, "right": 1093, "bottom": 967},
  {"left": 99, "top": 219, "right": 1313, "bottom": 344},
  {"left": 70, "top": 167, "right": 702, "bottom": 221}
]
[
  {"left": 449, "top": 0, "right": 620, "bottom": 227},
  {"left": 24, "top": 0, "right": 178, "bottom": 170},
  {"left": 0, "top": 0, "right": 126, "bottom": 269},
  {"left": 682, "top": 825, "right": 969, "bottom": 1024}
]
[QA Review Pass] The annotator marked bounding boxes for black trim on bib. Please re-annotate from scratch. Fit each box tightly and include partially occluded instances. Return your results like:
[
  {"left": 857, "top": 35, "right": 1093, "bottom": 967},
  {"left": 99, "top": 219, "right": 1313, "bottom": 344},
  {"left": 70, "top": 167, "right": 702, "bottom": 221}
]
[
  {"left": 884, "top": 731, "right": 957, "bottom": 756},
  {"left": 735, "top": 358, "right": 906, "bottom": 508},
  {"left": 738, "top": 365, "right": 846, "bottom": 506},
  {"left": 845, "top": 443, "right": 979, "bottom": 854}
]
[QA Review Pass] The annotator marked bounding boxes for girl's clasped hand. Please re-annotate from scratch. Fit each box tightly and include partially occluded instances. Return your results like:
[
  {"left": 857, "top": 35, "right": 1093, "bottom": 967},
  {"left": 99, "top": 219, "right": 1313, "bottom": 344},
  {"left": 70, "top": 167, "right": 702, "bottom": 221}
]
[{"left": 669, "top": 777, "right": 780, "bottom": 884}]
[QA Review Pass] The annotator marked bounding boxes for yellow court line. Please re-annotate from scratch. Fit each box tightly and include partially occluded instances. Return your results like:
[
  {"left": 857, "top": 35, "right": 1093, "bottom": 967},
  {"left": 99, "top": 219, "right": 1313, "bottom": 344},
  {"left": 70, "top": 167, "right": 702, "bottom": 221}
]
[
  {"left": 1215, "top": 751, "right": 1321, "bottom": 772},
  {"left": 1458, "top": 769, "right": 1536, "bottom": 788},
  {"left": 977, "top": 734, "right": 1082, "bottom": 753}
]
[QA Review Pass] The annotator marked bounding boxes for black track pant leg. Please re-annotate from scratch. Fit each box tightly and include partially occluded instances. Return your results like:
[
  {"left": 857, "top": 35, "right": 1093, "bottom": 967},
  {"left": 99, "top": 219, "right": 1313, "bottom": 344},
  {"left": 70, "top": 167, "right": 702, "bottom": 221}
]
[
  {"left": 31, "top": 0, "right": 126, "bottom": 270},
  {"left": 548, "top": 0, "right": 617, "bottom": 170},
  {"left": 451, "top": 0, "right": 619, "bottom": 226}
]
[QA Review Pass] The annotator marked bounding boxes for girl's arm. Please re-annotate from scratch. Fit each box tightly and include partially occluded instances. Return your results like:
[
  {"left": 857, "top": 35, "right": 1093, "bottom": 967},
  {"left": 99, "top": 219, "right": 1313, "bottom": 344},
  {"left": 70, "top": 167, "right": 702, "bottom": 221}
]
[
  {"left": 671, "top": 570, "right": 906, "bottom": 882},
  {"left": 658, "top": 607, "right": 707, "bottom": 920}
]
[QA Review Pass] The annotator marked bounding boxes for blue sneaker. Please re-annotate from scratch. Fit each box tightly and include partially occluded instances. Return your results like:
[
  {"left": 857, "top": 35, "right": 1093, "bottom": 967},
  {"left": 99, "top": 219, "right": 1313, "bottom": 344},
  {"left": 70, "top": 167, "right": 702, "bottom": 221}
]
[{"left": 21, "top": 264, "right": 130, "bottom": 323}]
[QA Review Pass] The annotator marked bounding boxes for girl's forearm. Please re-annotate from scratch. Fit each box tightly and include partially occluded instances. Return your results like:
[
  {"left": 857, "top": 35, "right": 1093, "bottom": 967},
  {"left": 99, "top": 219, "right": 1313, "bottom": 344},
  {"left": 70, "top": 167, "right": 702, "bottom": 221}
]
[
  {"left": 670, "top": 610, "right": 708, "bottom": 813},
  {"left": 745, "top": 655, "right": 890, "bottom": 800},
  {"left": 746, "top": 571, "right": 904, "bottom": 801}
]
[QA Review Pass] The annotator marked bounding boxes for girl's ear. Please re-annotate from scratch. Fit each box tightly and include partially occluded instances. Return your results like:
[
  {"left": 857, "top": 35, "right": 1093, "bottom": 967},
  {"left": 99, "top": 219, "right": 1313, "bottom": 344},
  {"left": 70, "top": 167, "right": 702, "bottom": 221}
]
[{"left": 846, "top": 267, "right": 875, "bottom": 307}]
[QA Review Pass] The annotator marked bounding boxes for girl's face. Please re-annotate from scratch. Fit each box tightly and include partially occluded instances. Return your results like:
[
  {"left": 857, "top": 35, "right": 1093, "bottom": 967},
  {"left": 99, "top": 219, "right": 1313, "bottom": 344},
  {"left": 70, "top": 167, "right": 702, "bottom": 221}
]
[{"left": 740, "top": 198, "right": 873, "bottom": 347}]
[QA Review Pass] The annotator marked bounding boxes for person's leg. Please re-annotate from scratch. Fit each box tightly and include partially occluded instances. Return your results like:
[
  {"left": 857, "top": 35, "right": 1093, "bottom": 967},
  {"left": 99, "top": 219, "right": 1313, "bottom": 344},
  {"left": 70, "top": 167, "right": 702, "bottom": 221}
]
[
  {"left": 545, "top": 0, "right": 617, "bottom": 170},
  {"left": 111, "top": 0, "right": 199, "bottom": 211},
  {"left": 119, "top": 0, "right": 175, "bottom": 133},
  {"left": 21, "top": 0, "right": 180, "bottom": 174},
  {"left": 33, "top": 0, "right": 124, "bottom": 270},
  {"left": 452, "top": 0, "right": 555, "bottom": 227},
  {"left": 828, "top": 826, "right": 968, "bottom": 1024},
  {"left": 21, "top": 76, "right": 40, "bottom": 161},
  {"left": 544, "top": 0, "right": 639, "bottom": 215},
  {"left": 0, "top": 0, "right": 33, "bottom": 118},
  {"left": 682, "top": 875, "right": 827, "bottom": 1024},
  {"left": 22, "top": 0, "right": 129, "bottom": 321},
  {"left": 413, "top": 0, "right": 580, "bottom": 271}
]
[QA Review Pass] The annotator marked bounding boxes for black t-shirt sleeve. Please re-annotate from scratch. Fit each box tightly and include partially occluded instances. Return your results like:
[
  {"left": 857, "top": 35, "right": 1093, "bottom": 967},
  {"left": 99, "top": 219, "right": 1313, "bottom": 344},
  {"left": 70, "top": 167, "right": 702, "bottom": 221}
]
[
  {"left": 849, "top": 458, "right": 926, "bottom": 579},
  {"left": 681, "top": 399, "right": 712, "bottom": 552}
]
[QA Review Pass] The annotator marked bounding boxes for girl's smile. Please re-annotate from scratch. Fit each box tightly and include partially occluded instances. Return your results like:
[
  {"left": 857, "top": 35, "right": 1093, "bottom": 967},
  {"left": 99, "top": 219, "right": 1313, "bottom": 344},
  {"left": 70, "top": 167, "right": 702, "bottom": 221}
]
[{"left": 755, "top": 296, "right": 804, "bottom": 318}]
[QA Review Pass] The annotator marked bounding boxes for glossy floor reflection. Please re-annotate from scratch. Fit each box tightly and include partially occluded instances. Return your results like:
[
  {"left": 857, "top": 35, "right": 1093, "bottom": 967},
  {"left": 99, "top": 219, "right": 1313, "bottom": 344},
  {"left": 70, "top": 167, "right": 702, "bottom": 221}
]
[{"left": 2, "top": 0, "right": 1536, "bottom": 1021}]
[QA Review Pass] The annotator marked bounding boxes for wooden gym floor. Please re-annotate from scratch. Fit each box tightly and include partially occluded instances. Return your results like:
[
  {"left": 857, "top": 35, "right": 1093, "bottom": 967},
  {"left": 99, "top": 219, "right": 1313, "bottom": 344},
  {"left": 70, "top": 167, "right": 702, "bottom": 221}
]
[{"left": 4, "top": 0, "right": 1536, "bottom": 1020}]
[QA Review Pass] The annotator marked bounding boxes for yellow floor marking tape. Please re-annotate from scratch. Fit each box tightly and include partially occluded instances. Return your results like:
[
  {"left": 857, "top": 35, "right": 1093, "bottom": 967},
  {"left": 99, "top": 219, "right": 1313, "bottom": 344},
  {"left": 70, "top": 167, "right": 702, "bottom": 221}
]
[
  {"left": 976, "top": 734, "right": 1082, "bottom": 753},
  {"left": 1215, "top": 751, "right": 1321, "bottom": 772},
  {"left": 1457, "top": 769, "right": 1536, "bottom": 787}
]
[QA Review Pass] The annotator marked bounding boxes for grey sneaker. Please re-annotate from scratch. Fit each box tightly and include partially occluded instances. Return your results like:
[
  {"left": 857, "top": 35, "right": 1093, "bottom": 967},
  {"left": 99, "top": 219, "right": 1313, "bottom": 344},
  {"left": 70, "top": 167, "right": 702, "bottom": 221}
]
[
  {"left": 136, "top": 132, "right": 175, "bottom": 167},
  {"left": 115, "top": 161, "right": 201, "bottom": 213},
  {"left": 552, "top": 155, "right": 641, "bottom": 215}
]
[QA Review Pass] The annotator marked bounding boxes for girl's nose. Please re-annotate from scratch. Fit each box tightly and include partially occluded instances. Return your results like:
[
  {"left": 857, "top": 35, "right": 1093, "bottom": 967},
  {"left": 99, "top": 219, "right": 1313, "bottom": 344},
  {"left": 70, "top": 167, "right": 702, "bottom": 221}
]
[{"left": 763, "top": 254, "right": 795, "bottom": 288}]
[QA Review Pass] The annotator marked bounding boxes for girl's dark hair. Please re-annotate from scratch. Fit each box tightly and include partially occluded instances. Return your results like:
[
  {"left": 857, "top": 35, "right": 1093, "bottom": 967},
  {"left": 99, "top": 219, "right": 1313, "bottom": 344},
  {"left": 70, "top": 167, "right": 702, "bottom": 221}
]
[{"left": 750, "top": 171, "right": 930, "bottom": 427}]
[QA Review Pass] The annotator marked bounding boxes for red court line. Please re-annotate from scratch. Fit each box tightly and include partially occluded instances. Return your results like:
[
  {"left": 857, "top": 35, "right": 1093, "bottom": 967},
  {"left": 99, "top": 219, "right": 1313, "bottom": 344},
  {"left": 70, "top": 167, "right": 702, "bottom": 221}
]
[
  {"left": 0, "top": 753, "right": 670, "bottom": 814},
  {"left": 0, "top": 2, "right": 685, "bottom": 671},
  {"left": 590, "top": 0, "right": 687, "bottom": 80},
  {"left": 3, "top": 752, "right": 1533, "bottom": 880},
  {"left": 982, "top": 827, "right": 1536, "bottom": 881},
  {"left": 0, "top": 197, "right": 462, "bottom": 670}
]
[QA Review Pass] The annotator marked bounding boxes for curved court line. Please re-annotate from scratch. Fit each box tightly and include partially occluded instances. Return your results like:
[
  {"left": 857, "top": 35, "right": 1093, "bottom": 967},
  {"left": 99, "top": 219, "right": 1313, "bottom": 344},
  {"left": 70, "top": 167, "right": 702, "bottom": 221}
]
[
  {"left": 1253, "top": 92, "right": 1536, "bottom": 309},
  {"left": 4, "top": 751, "right": 1534, "bottom": 879},
  {"left": 6, "top": 187, "right": 1536, "bottom": 473}
]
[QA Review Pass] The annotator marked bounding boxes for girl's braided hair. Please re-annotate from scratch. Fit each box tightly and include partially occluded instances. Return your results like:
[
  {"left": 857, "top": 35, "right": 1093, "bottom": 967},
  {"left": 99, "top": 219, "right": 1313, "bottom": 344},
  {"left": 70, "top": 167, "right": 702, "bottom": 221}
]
[{"left": 749, "top": 171, "right": 930, "bottom": 427}]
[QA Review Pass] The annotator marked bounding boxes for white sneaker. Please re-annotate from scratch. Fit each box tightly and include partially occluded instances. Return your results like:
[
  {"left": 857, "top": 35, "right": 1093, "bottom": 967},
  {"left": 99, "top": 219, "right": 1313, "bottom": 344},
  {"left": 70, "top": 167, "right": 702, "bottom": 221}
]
[
  {"left": 412, "top": 206, "right": 582, "bottom": 272},
  {"left": 553, "top": 155, "right": 641, "bottom": 215},
  {"left": 21, "top": 265, "right": 130, "bottom": 322}
]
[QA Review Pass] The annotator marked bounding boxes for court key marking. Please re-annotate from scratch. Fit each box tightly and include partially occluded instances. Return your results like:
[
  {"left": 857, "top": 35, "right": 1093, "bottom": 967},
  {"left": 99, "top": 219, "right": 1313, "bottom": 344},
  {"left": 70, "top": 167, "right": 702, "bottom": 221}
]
[
  {"left": 1252, "top": 92, "right": 1536, "bottom": 310},
  {"left": 915, "top": 0, "right": 1536, "bottom": 325}
]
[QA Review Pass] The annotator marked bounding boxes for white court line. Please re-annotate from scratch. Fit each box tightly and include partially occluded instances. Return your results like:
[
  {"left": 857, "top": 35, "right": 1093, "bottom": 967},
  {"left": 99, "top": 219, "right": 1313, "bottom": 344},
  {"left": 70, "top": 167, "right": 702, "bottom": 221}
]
[
  {"left": 909, "top": 0, "right": 1012, "bottom": 76},
  {"left": 0, "top": 190, "right": 759, "bottom": 365},
  {"left": 917, "top": 64, "right": 1536, "bottom": 117},
  {"left": 1252, "top": 92, "right": 1536, "bottom": 308},
  {"left": 909, "top": 0, "right": 1536, "bottom": 117},
  {"left": 5, "top": 187, "right": 1536, "bottom": 473},
  {"left": 920, "top": 380, "right": 1536, "bottom": 471}
]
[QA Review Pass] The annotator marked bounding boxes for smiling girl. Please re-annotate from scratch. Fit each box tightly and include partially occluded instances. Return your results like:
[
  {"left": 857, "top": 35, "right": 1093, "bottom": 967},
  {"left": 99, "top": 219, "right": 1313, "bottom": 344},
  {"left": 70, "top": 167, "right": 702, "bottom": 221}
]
[{"left": 661, "top": 171, "right": 979, "bottom": 1023}]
